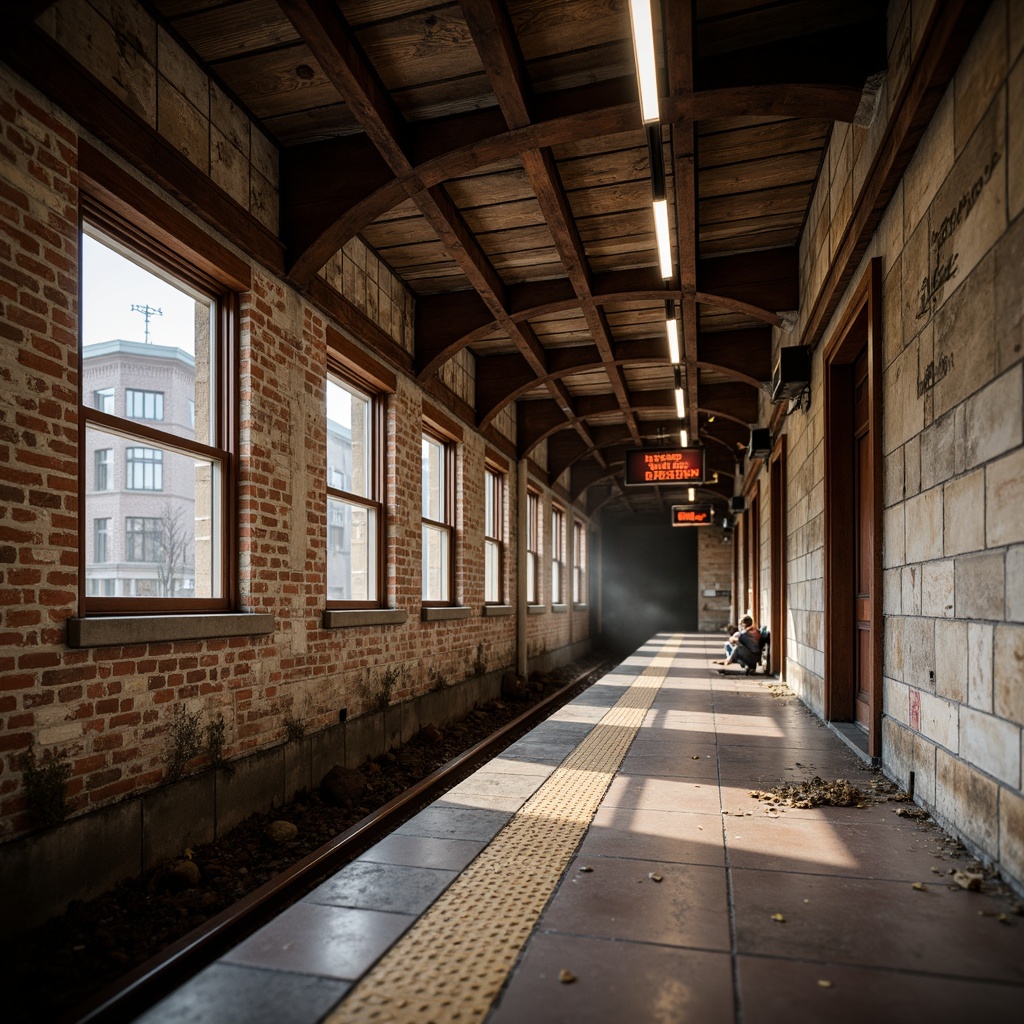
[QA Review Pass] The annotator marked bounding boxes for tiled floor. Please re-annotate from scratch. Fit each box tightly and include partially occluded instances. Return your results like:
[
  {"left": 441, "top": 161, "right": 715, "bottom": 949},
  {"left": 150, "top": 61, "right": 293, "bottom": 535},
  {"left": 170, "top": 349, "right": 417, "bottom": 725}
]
[{"left": 136, "top": 634, "right": 1024, "bottom": 1023}]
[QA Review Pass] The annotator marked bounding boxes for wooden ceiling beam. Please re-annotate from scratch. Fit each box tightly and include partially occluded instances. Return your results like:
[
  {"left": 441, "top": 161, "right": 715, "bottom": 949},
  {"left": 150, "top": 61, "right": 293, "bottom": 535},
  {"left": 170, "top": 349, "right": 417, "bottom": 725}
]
[
  {"left": 461, "top": 0, "right": 642, "bottom": 446},
  {"left": 280, "top": 0, "right": 551, "bottom": 389}
]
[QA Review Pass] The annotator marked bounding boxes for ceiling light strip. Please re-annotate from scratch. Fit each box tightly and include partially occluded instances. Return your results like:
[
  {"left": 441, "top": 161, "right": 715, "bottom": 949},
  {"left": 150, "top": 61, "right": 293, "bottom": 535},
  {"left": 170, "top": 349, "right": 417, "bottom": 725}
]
[{"left": 629, "top": 0, "right": 660, "bottom": 124}]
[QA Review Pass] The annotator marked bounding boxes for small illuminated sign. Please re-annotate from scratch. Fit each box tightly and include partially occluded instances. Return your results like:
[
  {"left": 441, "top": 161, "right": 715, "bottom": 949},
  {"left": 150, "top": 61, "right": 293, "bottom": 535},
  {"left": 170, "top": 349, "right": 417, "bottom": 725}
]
[
  {"left": 624, "top": 447, "right": 705, "bottom": 485},
  {"left": 671, "top": 504, "right": 715, "bottom": 526}
]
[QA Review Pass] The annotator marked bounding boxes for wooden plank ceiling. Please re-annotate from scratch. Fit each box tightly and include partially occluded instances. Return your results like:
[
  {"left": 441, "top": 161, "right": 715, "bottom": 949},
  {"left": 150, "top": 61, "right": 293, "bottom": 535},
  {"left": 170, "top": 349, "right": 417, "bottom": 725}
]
[{"left": 149, "top": 0, "right": 889, "bottom": 517}]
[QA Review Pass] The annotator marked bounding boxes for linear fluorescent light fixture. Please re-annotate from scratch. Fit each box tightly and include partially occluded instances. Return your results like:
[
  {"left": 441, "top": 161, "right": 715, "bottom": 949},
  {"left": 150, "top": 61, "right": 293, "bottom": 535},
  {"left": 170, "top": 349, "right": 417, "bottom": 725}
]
[
  {"left": 675, "top": 387, "right": 686, "bottom": 419},
  {"left": 629, "top": 0, "right": 660, "bottom": 124},
  {"left": 653, "top": 198, "right": 672, "bottom": 278},
  {"left": 680, "top": 428, "right": 688, "bottom": 447},
  {"left": 666, "top": 315, "right": 680, "bottom": 365},
  {"left": 688, "top": 487, "right": 695, "bottom": 502}
]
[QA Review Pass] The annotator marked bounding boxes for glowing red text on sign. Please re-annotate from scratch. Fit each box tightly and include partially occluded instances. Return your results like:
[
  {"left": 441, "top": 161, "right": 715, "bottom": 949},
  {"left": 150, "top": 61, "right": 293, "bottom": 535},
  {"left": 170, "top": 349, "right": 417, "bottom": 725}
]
[
  {"left": 623, "top": 447, "right": 705, "bottom": 485},
  {"left": 671, "top": 504, "right": 714, "bottom": 526}
]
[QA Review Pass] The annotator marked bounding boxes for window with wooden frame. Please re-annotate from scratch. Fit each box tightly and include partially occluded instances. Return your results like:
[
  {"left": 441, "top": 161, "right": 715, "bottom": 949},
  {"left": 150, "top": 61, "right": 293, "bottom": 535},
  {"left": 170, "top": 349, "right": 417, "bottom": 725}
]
[
  {"left": 551, "top": 505, "right": 565, "bottom": 605},
  {"left": 422, "top": 430, "right": 454, "bottom": 603},
  {"left": 80, "top": 215, "right": 237, "bottom": 612},
  {"left": 526, "top": 490, "right": 541, "bottom": 604},
  {"left": 572, "top": 519, "right": 586, "bottom": 605},
  {"left": 484, "top": 467, "right": 504, "bottom": 603},
  {"left": 326, "top": 371, "right": 382, "bottom": 607}
]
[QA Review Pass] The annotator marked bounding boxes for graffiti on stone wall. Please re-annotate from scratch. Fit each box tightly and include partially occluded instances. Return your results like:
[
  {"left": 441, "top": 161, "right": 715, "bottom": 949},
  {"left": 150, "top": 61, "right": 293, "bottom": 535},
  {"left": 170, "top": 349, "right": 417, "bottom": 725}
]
[
  {"left": 917, "top": 351, "right": 954, "bottom": 397},
  {"left": 915, "top": 150, "right": 1001, "bottom": 321}
]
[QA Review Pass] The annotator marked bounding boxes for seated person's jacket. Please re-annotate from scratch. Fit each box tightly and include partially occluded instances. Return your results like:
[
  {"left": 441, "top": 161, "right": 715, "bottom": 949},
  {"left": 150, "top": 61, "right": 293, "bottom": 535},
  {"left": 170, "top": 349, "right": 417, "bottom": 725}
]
[{"left": 732, "top": 626, "right": 762, "bottom": 667}]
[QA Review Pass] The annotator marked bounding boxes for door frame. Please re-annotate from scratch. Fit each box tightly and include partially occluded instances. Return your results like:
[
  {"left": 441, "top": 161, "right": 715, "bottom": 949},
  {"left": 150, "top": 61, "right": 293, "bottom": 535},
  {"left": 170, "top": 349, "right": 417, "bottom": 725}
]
[
  {"left": 769, "top": 436, "right": 787, "bottom": 679},
  {"left": 823, "top": 258, "right": 883, "bottom": 756}
]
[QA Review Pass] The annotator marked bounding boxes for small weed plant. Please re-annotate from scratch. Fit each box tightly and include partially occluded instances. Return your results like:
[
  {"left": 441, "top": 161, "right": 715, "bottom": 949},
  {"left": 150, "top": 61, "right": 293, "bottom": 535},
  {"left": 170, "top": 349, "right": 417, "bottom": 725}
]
[
  {"left": 205, "top": 712, "right": 234, "bottom": 775},
  {"left": 166, "top": 704, "right": 203, "bottom": 781},
  {"left": 18, "top": 744, "right": 72, "bottom": 829},
  {"left": 284, "top": 716, "right": 306, "bottom": 742}
]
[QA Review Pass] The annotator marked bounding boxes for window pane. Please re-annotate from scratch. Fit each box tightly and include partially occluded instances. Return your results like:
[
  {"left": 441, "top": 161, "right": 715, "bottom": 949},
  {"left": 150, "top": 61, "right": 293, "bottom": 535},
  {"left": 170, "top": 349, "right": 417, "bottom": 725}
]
[
  {"left": 125, "top": 447, "right": 164, "bottom": 490},
  {"left": 327, "top": 497, "right": 377, "bottom": 602},
  {"left": 527, "top": 552, "right": 537, "bottom": 604},
  {"left": 126, "top": 389, "right": 164, "bottom": 420},
  {"left": 327, "top": 377, "right": 372, "bottom": 498},
  {"left": 94, "top": 448, "right": 112, "bottom": 491},
  {"left": 85, "top": 424, "right": 223, "bottom": 599},
  {"left": 422, "top": 523, "right": 449, "bottom": 601},
  {"left": 422, "top": 436, "right": 445, "bottom": 521},
  {"left": 485, "top": 538, "right": 501, "bottom": 602},
  {"left": 94, "top": 518, "right": 109, "bottom": 563},
  {"left": 81, "top": 229, "right": 215, "bottom": 446}
]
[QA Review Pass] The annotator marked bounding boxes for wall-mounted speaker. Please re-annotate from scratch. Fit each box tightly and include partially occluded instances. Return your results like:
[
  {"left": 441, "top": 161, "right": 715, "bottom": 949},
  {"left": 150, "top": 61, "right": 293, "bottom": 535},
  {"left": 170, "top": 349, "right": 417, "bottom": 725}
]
[
  {"left": 748, "top": 428, "right": 771, "bottom": 459},
  {"left": 771, "top": 345, "right": 811, "bottom": 402}
]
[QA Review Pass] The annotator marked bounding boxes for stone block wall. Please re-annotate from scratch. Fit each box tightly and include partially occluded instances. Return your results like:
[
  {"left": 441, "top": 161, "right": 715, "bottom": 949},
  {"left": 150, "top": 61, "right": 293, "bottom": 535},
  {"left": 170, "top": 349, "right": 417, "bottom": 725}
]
[
  {"left": 38, "top": 0, "right": 279, "bottom": 233},
  {"left": 750, "top": 1, "right": 1024, "bottom": 889}
]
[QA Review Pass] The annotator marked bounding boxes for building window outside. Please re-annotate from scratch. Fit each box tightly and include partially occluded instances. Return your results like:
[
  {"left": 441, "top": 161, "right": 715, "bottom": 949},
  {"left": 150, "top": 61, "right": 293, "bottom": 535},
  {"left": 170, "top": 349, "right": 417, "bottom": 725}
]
[
  {"left": 94, "top": 517, "right": 109, "bottom": 563},
  {"left": 81, "top": 221, "right": 232, "bottom": 610},
  {"left": 552, "top": 506, "right": 565, "bottom": 604},
  {"left": 573, "top": 520, "right": 586, "bottom": 604},
  {"left": 95, "top": 448, "right": 112, "bottom": 491},
  {"left": 125, "top": 516, "right": 163, "bottom": 562},
  {"left": 484, "top": 468, "right": 504, "bottom": 603},
  {"left": 126, "top": 388, "right": 164, "bottom": 420},
  {"left": 422, "top": 432, "right": 453, "bottom": 602},
  {"left": 326, "top": 373, "right": 381, "bottom": 606},
  {"left": 93, "top": 387, "right": 114, "bottom": 414},
  {"left": 526, "top": 490, "right": 540, "bottom": 604},
  {"left": 125, "top": 447, "right": 163, "bottom": 490}
]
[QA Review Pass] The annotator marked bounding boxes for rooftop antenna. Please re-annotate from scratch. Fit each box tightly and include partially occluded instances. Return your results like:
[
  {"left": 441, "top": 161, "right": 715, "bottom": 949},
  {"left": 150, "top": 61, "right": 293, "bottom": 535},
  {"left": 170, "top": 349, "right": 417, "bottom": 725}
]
[{"left": 131, "top": 303, "right": 163, "bottom": 344}]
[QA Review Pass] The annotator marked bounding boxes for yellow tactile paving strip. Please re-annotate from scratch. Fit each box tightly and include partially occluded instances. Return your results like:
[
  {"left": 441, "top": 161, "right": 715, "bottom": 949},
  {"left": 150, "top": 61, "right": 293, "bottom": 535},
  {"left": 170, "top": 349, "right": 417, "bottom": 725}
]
[{"left": 324, "top": 641, "right": 679, "bottom": 1024}]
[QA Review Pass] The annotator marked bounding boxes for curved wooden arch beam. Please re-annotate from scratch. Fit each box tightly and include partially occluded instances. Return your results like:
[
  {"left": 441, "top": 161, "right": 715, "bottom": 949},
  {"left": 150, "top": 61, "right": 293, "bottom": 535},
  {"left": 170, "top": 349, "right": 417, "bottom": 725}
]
[
  {"left": 696, "top": 293, "right": 785, "bottom": 328},
  {"left": 477, "top": 338, "right": 665, "bottom": 427},
  {"left": 284, "top": 69, "right": 865, "bottom": 287}
]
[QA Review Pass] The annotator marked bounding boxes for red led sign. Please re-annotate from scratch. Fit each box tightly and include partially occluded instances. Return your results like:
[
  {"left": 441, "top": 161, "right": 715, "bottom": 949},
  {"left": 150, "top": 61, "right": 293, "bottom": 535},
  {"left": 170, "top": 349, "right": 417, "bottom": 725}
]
[
  {"left": 624, "top": 447, "right": 705, "bottom": 485},
  {"left": 671, "top": 504, "right": 715, "bottom": 526}
]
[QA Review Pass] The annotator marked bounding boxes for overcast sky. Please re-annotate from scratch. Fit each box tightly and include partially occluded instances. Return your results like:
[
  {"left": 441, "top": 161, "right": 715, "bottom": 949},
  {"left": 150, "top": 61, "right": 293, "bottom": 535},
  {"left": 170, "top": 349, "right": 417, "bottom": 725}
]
[{"left": 81, "top": 232, "right": 203, "bottom": 354}]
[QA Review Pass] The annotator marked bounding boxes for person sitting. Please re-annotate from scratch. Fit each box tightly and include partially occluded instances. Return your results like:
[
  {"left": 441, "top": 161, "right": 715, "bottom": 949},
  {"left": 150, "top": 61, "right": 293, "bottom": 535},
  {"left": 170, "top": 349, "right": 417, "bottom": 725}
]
[{"left": 713, "top": 615, "right": 762, "bottom": 673}]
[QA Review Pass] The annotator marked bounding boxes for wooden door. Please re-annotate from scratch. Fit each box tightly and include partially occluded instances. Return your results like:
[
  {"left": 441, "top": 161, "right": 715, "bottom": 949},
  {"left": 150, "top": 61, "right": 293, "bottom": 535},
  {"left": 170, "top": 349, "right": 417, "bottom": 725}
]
[
  {"left": 853, "top": 349, "right": 872, "bottom": 729},
  {"left": 824, "top": 259, "right": 882, "bottom": 758}
]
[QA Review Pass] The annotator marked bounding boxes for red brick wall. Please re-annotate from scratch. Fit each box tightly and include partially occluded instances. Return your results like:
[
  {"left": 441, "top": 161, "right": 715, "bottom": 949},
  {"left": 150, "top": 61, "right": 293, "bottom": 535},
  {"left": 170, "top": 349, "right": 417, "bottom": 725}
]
[{"left": 0, "top": 71, "right": 590, "bottom": 842}]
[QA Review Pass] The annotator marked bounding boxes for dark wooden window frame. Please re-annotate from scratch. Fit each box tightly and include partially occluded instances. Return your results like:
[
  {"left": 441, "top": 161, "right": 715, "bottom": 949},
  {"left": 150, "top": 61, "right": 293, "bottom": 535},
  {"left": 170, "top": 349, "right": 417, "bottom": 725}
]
[
  {"left": 526, "top": 488, "right": 541, "bottom": 605},
  {"left": 823, "top": 258, "right": 883, "bottom": 757},
  {"left": 484, "top": 465, "right": 505, "bottom": 605},
  {"left": 421, "top": 426, "right": 456, "bottom": 606},
  {"left": 325, "top": 365, "right": 385, "bottom": 610},
  {"left": 572, "top": 518, "right": 586, "bottom": 606},
  {"left": 78, "top": 198, "right": 240, "bottom": 616},
  {"left": 551, "top": 504, "right": 566, "bottom": 606}
]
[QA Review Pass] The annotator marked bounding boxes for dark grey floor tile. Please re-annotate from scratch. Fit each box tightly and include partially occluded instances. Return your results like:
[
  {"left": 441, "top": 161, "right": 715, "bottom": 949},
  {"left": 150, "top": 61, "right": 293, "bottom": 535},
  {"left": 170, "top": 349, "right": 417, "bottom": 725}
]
[{"left": 133, "top": 962, "right": 349, "bottom": 1024}]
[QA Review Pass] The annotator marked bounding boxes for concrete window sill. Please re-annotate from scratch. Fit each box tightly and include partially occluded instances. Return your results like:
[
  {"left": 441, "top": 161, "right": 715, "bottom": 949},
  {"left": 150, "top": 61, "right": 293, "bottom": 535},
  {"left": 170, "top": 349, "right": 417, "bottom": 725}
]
[
  {"left": 67, "top": 613, "right": 275, "bottom": 648},
  {"left": 421, "top": 606, "right": 472, "bottom": 622},
  {"left": 573, "top": 603, "right": 588, "bottom": 611},
  {"left": 551, "top": 603, "right": 569, "bottom": 613},
  {"left": 482, "top": 604, "right": 513, "bottom": 617},
  {"left": 527, "top": 604, "right": 547, "bottom": 615},
  {"left": 322, "top": 609, "right": 409, "bottom": 629}
]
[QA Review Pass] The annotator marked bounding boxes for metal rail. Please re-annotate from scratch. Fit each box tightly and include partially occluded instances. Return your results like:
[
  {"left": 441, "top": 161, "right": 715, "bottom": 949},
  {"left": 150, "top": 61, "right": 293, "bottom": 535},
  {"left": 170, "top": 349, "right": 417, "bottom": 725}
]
[{"left": 69, "top": 662, "right": 607, "bottom": 1024}]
